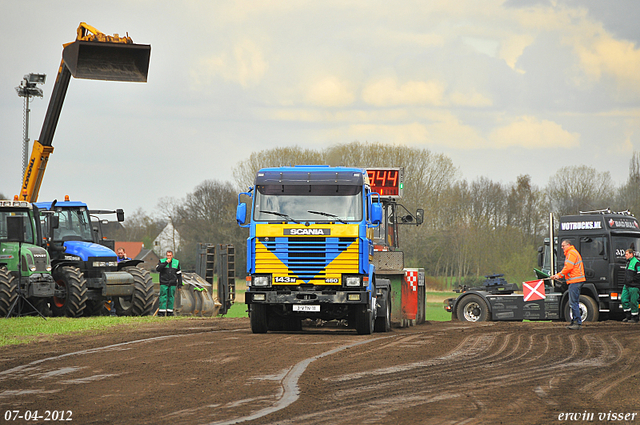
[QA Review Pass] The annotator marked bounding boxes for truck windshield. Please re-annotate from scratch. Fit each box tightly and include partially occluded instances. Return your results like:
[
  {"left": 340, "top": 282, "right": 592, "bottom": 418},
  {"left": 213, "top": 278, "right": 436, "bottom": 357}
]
[
  {"left": 0, "top": 210, "right": 34, "bottom": 244},
  {"left": 52, "top": 208, "right": 94, "bottom": 242},
  {"left": 254, "top": 185, "right": 363, "bottom": 222},
  {"left": 612, "top": 235, "right": 640, "bottom": 262}
]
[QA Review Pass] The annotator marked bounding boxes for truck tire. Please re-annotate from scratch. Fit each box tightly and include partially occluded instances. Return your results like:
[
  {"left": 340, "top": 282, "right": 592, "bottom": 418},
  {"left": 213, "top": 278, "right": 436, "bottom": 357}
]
[
  {"left": 51, "top": 266, "right": 88, "bottom": 317},
  {"left": 456, "top": 294, "right": 490, "bottom": 322},
  {"left": 355, "top": 302, "right": 374, "bottom": 335},
  {"left": 127, "top": 267, "right": 155, "bottom": 316},
  {"left": 374, "top": 292, "right": 391, "bottom": 332},
  {"left": 250, "top": 304, "right": 268, "bottom": 334},
  {"left": 0, "top": 268, "right": 18, "bottom": 317},
  {"left": 564, "top": 294, "right": 599, "bottom": 322}
]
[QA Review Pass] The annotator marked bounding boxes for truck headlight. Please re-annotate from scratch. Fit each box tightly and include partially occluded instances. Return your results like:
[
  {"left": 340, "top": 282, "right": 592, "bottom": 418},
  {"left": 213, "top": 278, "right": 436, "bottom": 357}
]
[
  {"left": 345, "top": 276, "right": 362, "bottom": 287},
  {"left": 46, "top": 265, "right": 52, "bottom": 272},
  {"left": 252, "top": 275, "right": 270, "bottom": 287},
  {"left": 29, "top": 265, "right": 37, "bottom": 272},
  {"left": 253, "top": 293, "right": 266, "bottom": 301}
]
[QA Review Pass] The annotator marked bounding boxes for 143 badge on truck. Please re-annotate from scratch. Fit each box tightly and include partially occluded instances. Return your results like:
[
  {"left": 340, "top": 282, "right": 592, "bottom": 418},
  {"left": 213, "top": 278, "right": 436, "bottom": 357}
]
[{"left": 274, "top": 276, "right": 297, "bottom": 283}]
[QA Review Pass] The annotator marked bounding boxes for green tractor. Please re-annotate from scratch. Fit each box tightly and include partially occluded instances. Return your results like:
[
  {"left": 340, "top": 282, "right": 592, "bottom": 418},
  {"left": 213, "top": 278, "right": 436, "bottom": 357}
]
[{"left": 0, "top": 200, "right": 55, "bottom": 317}]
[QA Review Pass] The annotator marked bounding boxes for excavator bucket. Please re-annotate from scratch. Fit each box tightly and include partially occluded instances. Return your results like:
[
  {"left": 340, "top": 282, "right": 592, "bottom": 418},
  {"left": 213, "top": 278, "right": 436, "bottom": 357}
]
[{"left": 62, "top": 40, "right": 150, "bottom": 82}]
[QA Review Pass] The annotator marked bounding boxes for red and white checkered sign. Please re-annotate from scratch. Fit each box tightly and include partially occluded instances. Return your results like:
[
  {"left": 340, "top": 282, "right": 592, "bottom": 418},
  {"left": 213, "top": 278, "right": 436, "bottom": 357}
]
[
  {"left": 405, "top": 270, "right": 418, "bottom": 292},
  {"left": 523, "top": 279, "right": 545, "bottom": 301}
]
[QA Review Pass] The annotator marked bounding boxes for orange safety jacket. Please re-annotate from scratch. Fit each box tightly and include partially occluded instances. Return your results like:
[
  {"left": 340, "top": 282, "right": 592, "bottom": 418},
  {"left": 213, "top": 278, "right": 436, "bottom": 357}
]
[{"left": 558, "top": 245, "right": 586, "bottom": 284}]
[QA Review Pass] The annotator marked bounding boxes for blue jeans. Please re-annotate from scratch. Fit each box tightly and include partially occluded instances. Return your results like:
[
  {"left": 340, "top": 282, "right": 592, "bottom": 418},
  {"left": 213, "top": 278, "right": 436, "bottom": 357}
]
[{"left": 568, "top": 282, "right": 583, "bottom": 324}]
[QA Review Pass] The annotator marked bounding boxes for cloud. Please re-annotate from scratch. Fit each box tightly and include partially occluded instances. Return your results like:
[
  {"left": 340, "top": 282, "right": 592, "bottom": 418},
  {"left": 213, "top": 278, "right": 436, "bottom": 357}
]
[
  {"left": 448, "top": 89, "right": 493, "bottom": 107},
  {"left": 569, "top": 32, "right": 640, "bottom": 98},
  {"left": 345, "top": 122, "right": 429, "bottom": 145},
  {"left": 305, "top": 76, "right": 355, "bottom": 107},
  {"left": 489, "top": 116, "right": 580, "bottom": 148},
  {"left": 362, "top": 77, "right": 446, "bottom": 107},
  {"left": 498, "top": 34, "right": 535, "bottom": 73},
  {"left": 195, "top": 39, "right": 268, "bottom": 88}
]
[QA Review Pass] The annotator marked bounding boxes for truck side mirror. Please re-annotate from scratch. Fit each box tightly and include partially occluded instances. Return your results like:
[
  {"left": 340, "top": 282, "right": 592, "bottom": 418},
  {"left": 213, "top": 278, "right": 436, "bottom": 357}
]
[
  {"left": 6, "top": 216, "right": 25, "bottom": 243},
  {"left": 51, "top": 215, "right": 59, "bottom": 229},
  {"left": 415, "top": 209, "right": 424, "bottom": 225},
  {"left": 116, "top": 209, "right": 125, "bottom": 222},
  {"left": 237, "top": 203, "right": 247, "bottom": 225},
  {"left": 371, "top": 203, "right": 382, "bottom": 225},
  {"left": 537, "top": 251, "right": 543, "bottom": 267}
]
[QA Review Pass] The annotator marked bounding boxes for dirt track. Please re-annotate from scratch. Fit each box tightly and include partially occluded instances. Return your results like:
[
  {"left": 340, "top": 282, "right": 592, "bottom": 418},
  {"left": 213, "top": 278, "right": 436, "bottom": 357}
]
[{"left": 1, "top": 318, "right": 640, "bottom": 425}]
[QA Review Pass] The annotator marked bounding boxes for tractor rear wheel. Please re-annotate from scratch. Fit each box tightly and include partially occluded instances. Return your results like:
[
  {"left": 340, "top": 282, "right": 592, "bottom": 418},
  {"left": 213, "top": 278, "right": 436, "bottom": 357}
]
[
  {"left": 51, "top": 266, "right": 88, "bottom": 317},
  {"left": 0, "top": 268, "right": 18, "bottom": 317},
  {"left": 126, "top": 267, "right": 155, "bottom": 316},
  {"left": 84, "top": 299, "right": 108, "bottom": 316}
]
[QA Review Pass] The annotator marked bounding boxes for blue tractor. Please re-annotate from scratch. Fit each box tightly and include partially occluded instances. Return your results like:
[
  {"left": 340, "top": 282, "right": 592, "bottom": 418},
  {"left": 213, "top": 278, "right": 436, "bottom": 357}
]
[{"left": 35, "top": 198, "right": 155, "bottom": 317}]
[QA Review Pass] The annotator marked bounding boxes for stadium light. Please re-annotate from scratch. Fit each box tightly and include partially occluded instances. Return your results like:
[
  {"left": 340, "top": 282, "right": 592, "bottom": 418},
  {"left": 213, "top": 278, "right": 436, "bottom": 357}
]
[{"left": 15, "top": 73, "right": 46, "bottom": 183}]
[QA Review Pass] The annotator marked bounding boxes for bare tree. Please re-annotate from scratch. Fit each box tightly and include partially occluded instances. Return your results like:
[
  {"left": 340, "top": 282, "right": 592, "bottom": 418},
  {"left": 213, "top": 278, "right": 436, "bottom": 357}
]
[
  {"left": 172, "top": 180, "right": 248, "bottom": 272},
  {"left": 111, "top": 208, "right": 166, "bottom": 249},
  {"left": 547, "top": 165, "right": 614, "bottom": 216},
  {"left": 233, "top": 146, "right": 325, "bottom": 190},
  {"left": 616, "top": 151, "right": 640, "bottom": 214}
]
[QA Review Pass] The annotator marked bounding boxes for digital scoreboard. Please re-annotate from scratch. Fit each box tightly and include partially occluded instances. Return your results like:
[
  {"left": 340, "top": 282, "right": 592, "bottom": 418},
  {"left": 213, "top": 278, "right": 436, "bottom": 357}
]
[{"left": 366, "top": 167, "right": 404, "bottom": 198}]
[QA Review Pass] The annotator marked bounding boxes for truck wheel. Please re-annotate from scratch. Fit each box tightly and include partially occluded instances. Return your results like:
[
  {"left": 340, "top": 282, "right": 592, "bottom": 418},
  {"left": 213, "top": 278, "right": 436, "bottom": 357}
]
[
  {"left": 564, "top": 295, "right": 599, "bottom": 322},
  {"left": 250, "top": 304, "right": 268, "bottom": 334},
  {"left": 355, "top": 302, "right": 374, "bottom": 335},
  {"left": 374, "top": 292, "right": 391, "bottom": 332},
  {"left": 51, "top": 266, "right": 88, "bottom": 317},
  {"left": 127, "top": 267, "right": 155, "bottom": 316},
  {"left": 456, "top": 294, "right": 490, "bottom": 322},
  {"left": 0, "top": 268, "right": 18, "bottom": 317}
]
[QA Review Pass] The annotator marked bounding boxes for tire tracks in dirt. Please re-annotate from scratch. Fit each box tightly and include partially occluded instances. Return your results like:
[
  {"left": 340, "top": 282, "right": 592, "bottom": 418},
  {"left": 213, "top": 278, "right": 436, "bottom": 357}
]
[{"left": 258, "top": 325, "right": 628, "bottom": 425}]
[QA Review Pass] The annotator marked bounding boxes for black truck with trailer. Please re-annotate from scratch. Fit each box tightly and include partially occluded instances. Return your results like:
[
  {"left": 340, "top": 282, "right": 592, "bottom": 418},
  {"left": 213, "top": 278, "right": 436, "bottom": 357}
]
[{"left": 445, "top": 210, "right": 640, "bottom": 322}]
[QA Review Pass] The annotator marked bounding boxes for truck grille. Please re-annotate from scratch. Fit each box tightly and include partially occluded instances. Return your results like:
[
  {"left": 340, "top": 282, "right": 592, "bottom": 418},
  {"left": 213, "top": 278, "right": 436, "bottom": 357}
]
[
  {"left": 615, "top": 266, "right": 627, "bottom": 289},
  {"left": 256, "top": 237, "right": 359, "bottom": 282}
]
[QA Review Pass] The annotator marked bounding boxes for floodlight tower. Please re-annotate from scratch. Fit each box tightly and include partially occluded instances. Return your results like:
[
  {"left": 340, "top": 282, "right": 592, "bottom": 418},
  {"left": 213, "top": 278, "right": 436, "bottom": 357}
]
[{"left": 15, "top": 73, "right": 46, "bottom": 183}]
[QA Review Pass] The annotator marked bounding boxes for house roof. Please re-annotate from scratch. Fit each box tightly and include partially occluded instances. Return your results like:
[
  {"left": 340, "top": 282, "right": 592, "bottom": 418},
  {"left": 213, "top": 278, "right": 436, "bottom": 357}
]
[{"left": 114, "top": 241, "right": 144, "bottom": 259}]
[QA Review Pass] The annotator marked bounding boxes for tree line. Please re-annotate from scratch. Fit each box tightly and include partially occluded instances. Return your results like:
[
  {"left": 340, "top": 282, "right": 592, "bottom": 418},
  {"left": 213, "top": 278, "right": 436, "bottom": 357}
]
[{"left": 115, "top": 143, "right": 640, "bottom": 288}]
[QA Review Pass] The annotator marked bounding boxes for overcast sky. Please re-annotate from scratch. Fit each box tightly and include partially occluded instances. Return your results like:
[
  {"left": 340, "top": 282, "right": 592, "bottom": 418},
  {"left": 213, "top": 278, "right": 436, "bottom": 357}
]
[{"left": 2, "top": 0, "right": 639, "bottom": 217}]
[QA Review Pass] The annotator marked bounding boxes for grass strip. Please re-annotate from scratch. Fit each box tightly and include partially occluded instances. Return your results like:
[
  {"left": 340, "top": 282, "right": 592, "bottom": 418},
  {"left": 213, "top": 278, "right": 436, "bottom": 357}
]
[{"left": 0, "top": 316, "right": 174, "bottom": 348}]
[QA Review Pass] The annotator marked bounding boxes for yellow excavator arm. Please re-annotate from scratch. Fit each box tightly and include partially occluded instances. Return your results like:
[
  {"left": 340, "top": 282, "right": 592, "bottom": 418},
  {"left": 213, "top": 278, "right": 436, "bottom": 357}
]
[
  {"left": 19, "top": 22, "right": 150, "bottom": 202},
  {"left": 20, "top": 142, "right": 54, "bottom": 202}
]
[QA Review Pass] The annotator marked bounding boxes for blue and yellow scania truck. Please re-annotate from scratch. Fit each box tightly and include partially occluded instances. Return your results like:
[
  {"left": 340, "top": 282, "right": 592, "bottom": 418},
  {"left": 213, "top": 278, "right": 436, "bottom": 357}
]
[{"left": 237, "top": 165, "right": 396, "bottom": 334}]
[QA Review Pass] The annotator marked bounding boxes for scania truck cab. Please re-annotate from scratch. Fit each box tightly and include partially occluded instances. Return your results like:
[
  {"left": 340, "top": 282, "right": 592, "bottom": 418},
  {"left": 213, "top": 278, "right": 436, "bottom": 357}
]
[{"left": 236, "top": 165, "right": 391, "bottom": 334}]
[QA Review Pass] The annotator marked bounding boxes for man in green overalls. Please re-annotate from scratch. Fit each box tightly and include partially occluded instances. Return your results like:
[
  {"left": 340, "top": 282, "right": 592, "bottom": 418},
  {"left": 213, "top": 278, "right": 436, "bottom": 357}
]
[
  {"left": 622, "top": 248, "right": 640, "bottom": 323},
  {"left": 156, "top": 250, "right": 182, "bottom": 316}
]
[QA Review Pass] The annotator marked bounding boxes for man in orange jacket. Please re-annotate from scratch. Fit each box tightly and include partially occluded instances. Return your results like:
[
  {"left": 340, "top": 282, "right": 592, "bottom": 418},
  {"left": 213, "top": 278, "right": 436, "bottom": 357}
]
[{"left": 551, "top": 240, "right": 586, "bottom": 330}]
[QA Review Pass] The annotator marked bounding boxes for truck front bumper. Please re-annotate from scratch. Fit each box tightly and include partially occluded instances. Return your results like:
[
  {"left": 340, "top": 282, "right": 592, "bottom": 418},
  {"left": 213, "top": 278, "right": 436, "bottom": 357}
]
[{"left": 246, "top": 290, "right": 370, "bottom": 305}]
